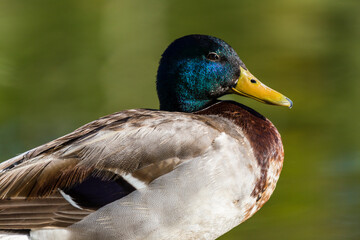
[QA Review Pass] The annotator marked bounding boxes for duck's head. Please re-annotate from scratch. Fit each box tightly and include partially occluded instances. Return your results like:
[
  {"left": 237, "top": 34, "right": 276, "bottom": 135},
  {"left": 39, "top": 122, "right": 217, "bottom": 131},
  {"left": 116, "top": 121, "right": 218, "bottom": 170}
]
[{"left": 157, "top": 34, "right": 292, "bottom": 112}]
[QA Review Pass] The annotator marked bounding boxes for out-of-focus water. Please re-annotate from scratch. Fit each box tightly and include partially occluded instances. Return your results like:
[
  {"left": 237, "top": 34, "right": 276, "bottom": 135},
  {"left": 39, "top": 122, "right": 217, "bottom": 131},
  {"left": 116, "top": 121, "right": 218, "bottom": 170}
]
[{"left": 0, "top": 0, "right": 359, "bottom": 239}]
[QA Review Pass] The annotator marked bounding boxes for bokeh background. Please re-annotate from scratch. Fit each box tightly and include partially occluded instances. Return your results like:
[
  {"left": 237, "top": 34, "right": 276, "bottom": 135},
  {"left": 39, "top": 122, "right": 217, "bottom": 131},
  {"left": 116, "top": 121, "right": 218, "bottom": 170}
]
[{"left": 0, "top": 0, "right": 359, "bottom": 239}]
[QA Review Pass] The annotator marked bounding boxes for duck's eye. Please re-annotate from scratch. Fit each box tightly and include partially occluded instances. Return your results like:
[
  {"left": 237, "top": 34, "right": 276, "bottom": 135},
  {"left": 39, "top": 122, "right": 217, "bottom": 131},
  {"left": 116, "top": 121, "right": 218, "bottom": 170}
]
[
  {"left": 206, "top": 52, "right": 220, "bottom": 61},
  {"left": 250, "top": 79, "right": 257, "bottom": 84}
]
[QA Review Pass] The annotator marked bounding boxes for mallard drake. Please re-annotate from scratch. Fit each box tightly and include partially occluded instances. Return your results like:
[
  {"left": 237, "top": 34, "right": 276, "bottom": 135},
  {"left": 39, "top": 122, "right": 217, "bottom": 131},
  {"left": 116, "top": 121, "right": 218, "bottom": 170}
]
[{"left": 0, "top": 35, "right": 292, "bottom": 240}]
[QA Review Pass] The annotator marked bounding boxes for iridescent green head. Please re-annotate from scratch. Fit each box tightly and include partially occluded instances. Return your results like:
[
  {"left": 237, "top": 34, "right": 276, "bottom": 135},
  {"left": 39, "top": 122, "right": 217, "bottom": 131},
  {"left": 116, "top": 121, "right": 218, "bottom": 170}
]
[{"left": 156, "top": 35, "right": 292, "bottom": 113}]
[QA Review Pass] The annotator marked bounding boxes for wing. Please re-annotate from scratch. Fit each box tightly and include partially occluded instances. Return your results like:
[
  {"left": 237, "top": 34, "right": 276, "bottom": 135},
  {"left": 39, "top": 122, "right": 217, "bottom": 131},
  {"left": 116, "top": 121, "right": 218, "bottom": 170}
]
[{"left": 0, "top": 109, "right": 229, "bottom": 230}]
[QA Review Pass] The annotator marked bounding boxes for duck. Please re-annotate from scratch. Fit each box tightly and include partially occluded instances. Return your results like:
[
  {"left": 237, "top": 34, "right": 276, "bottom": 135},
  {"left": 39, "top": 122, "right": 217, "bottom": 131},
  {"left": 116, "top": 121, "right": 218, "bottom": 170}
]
[{"left": 0, "top": 34, "right": 292, "bottom": 240}]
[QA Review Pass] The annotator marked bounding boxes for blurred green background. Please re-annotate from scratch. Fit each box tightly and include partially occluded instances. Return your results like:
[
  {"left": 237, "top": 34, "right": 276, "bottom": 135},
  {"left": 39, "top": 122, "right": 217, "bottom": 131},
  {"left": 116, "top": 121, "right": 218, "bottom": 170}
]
[{"left": 0, "top": 0, "right": 359, "bottom": 239}]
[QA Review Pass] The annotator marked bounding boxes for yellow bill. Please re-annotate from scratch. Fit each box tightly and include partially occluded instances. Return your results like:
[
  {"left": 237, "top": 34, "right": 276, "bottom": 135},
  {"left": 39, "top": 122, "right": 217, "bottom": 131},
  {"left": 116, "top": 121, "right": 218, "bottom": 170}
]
[{"left": 231, "top": 66, "right": 293, "bottom": 108}]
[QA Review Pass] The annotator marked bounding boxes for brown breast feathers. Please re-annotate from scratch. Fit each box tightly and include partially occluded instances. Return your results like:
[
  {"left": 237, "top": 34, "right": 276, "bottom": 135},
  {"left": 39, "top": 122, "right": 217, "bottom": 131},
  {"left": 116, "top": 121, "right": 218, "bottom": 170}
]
[{"left": 195, "top": 100, "right": 284, "bottom": 209}]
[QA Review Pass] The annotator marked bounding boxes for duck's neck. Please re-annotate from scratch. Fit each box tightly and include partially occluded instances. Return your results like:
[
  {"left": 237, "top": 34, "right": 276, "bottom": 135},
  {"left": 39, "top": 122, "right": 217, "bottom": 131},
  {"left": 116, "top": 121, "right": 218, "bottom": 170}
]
[
  {"left": 159, "top": 98, "right": 216, "bottom": 113},
  {"left": 157, "top": 73, "right": 216, "bottom": 112}
]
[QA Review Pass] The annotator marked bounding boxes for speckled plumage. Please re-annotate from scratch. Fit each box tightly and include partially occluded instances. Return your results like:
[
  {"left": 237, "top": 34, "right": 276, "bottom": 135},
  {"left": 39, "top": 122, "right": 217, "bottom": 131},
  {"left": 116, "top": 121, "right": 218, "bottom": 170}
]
[{"left": 0, "top": 35, "right": 289, "bottom": 240}]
